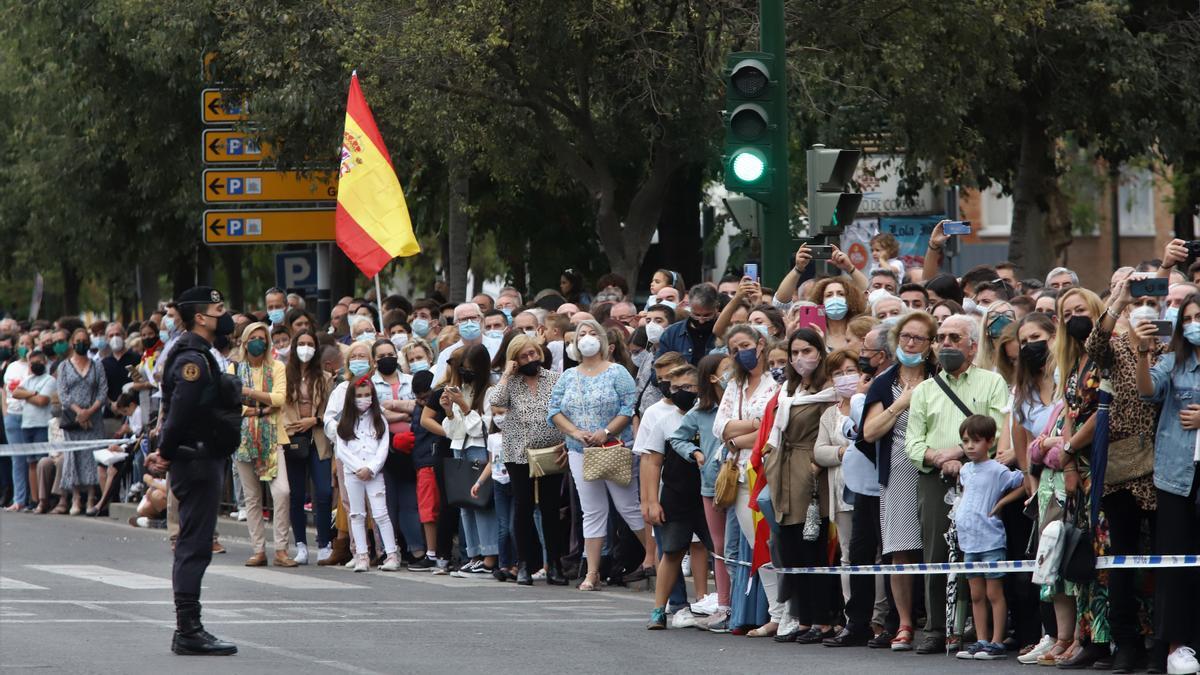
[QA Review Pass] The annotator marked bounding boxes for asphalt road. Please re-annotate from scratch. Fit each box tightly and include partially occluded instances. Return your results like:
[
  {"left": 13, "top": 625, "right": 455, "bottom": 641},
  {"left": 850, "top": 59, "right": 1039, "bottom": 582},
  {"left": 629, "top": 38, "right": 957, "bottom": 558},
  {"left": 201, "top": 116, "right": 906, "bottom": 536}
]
[{"left": 0, "top": 511, "right": 1035, "bottom": 674}]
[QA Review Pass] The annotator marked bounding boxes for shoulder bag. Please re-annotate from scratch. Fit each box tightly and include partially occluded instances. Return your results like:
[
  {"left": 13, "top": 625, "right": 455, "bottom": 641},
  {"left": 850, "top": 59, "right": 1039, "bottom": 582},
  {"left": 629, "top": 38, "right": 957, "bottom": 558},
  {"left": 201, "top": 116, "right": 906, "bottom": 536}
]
[
  {"left": 527, "top": 443, "right": 567, "bottom": 478},
  {"left": 444, "top": 456, "right": 494, "bottom": 509},
  {"left": 712, "top": 386, "right": 745, "bottom": 509},
  {"left": 1059, "top": 492, "right": 1095, "bottom": 583},
  {"left": 1103, "top": 433, "right": 1154, "bottom": 486},
  {"left": 283, "top": 431, "right": 312, "bottom": 461}
]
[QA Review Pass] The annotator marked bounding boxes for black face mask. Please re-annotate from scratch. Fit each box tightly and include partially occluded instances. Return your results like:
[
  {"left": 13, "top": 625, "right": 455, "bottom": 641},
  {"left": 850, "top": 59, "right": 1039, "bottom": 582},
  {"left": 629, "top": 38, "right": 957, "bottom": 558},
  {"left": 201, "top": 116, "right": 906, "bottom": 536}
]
[
  {"left": 688, "top": 317, "right": 714, "bottom": 335},
  {"left": 656, "top": 380, "right": 673, "bottom": 398},
  {"left": 457, "top": 367, "right": 475, "bottom": 383},
  {"left": 1019, "top": 340, "right": 1049, "bottom": 371},
  {"left": 198, "top": 311, "right": 235, "bottom": 337},
  {"left": 143, "top": 335, "right": 158, "bottom": 348},
  {"left": 376, "top": 356, "right": 399, "bottom": 375},
  {"left": 857, "top": 355, "right": 879, "bottom": 377},
  {"left": 1066, "top": 315, "right": 1093, "bottom": 343},
  {"left": 30, "top": 361, "right": 46, "bottom": 376},
  {"left": 517, "top": 360, "right": 542, "bottom": 377},
  {"left": 670, "top": 389, "right": 698, "bottom": 411},
  {"left": 73, "top": 341, "right": 89, "bottom": 356}
]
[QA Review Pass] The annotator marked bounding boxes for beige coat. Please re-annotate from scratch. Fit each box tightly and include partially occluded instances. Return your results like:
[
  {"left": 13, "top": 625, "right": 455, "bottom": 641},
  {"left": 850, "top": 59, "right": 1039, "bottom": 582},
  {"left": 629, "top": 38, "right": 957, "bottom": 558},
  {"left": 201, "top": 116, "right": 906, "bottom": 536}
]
[
  {"left": 281, "top": 370, "right": 333, "bottom": 460},
  {"left": 764, "top": 397, "right": 831, "bottom": 526}
]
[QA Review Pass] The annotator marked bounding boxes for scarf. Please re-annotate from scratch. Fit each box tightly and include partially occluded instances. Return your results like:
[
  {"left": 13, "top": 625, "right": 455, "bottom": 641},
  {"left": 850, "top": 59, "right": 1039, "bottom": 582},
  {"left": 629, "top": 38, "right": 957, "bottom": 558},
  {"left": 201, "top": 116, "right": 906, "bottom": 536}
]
[{"left": 237, "top": 360, "right": 278, "bottom": 480}]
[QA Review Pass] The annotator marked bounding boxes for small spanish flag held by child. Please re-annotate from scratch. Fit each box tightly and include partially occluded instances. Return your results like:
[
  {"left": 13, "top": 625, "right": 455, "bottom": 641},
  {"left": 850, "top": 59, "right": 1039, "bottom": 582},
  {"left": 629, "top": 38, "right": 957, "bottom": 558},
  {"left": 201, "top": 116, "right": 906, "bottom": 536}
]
[{"left": 335, "top": 71, "right": 420, "bottom": 278}]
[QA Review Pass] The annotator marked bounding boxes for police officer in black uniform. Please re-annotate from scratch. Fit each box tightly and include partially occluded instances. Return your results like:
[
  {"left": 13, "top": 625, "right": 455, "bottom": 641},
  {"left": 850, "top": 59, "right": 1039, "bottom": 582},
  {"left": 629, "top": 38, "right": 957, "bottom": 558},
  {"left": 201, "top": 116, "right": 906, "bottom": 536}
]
[{"left": 145, "top": 286, "right": 239, "bottom": 656}]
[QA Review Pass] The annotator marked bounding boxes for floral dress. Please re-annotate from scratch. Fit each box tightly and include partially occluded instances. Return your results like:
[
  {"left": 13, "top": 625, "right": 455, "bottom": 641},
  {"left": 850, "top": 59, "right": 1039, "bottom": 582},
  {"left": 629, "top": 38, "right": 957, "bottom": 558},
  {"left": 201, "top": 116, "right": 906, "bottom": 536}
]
[{"left": 57, "top": 359, "right": 108, "bottom": 491}]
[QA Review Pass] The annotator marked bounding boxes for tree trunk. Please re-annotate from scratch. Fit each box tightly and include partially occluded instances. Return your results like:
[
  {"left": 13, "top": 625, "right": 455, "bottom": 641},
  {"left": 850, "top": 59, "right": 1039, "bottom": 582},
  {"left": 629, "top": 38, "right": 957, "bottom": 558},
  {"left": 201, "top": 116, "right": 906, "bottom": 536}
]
[
  {"left": 593, "top": 153, "right": 679, "bottom": 285},
  {"left": 137, "top": 261, "right": 160, "bottom": 319},
  {"left": 653, "top": 162, "right": 704, "bottom": 287},
  {"left": 1009, "top": 105, "right": 1072, "bottom": 279},
  {"left": 60, "top": 259, "right": 80, "bottom": 316},
  {"left": 447, "top": 161, "right": 470, "bottom": 303}
]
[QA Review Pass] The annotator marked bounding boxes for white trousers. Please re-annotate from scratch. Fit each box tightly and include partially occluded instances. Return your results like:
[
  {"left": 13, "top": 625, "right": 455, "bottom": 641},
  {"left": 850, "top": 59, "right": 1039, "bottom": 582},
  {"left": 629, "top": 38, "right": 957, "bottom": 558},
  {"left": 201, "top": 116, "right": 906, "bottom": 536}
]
[
  {"left": 567, "top": 451, "right": 644, "bottom": 539},
  {"left": 236, "top": 449, "right": 291, "bottom": 554},
  {"left": 343, "top": 469, "right": 396, "bottom": 555},
  {"left": 734, "top": 482, "right": 785, "bottom": 623}
]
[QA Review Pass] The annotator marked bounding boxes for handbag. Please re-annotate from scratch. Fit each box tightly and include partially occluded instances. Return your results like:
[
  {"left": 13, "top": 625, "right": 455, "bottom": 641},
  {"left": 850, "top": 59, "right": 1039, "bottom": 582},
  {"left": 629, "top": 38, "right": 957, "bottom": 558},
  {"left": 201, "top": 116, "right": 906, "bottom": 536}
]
[
  {"left": 713, "top": 387, "right": 747, "bottom": 509},
  {"left": 1103, "top": 433, "right": 1154, "bottom": 486},
  {"left": 527, "top": 443, "right": 567, "bottom": 478},
  {"left": 802, "top": 485, "right": 821, "bottom": 542},
  {"left": 1059, "top": 493, "right": 1095, "bottom": 583},
  {"left": 283, "top": 431, "right": 312, "bottom": 461},
  {"left": 444, "top": 456, "right": 494, "bottom": 509},
  {"left": 582, "top": 442, "right": 633, "bottom": 486},
  {"left": 1032, "top": 519, "right": 1066, "bottom": 585}
]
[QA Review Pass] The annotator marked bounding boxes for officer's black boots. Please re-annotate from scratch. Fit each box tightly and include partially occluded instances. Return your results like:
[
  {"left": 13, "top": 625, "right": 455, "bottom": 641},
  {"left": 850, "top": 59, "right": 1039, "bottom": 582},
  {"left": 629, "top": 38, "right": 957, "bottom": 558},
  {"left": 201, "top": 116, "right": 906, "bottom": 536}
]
[{"left": 171, "top": 593, "right": 237, "bottom": 656}]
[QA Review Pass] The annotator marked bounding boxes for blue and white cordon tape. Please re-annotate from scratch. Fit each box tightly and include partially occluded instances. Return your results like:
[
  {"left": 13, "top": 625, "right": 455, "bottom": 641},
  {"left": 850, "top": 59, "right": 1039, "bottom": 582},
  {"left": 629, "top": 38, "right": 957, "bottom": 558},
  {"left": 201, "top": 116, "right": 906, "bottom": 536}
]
[{"left": 713, "top": 554, "right": 1200, "bottom": 575}]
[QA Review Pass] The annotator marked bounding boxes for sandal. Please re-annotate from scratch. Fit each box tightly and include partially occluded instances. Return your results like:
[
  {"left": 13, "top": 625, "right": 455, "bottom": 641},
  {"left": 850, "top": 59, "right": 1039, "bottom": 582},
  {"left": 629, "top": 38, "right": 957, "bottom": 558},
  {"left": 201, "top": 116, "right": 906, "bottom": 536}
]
[
  {"left": 577, "top": 574, "right": 600, "bottom": 591},
  {"left": 1037, "top": 639, "right": 1072, "bottom": 666},
  {"left": 747, "top": 621, "right": 779, "bottom": 638},
  {"left": 890, "top": 625, "right": 915, "bottom": 651}
]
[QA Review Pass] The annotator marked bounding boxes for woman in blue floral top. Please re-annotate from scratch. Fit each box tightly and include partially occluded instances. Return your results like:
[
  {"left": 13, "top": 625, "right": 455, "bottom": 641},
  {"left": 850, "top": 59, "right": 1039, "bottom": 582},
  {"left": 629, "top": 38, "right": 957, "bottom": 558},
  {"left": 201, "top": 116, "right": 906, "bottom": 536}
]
[{"left": 548, "top": 320, "right": 655, "bottom": 590}]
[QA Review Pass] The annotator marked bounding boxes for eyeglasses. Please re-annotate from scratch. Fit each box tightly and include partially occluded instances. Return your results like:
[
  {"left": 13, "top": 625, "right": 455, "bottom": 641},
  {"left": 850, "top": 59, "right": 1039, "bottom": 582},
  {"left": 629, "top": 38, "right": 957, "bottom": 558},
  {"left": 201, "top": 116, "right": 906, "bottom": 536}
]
[
  {"left": 898, "top": 333, "right": 931, "bottom": 345},
  {"left": 936, "top": 332, "right": 965, "bottom": 344}
]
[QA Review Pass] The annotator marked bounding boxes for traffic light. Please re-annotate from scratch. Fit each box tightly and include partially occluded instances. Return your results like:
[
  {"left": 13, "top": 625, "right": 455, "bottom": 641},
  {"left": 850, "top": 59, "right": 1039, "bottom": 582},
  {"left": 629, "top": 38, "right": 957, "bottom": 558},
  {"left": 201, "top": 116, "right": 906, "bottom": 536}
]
[
  {"left": 806, "top": 144, "right": 862, "bottom": 235},
  {"left": 723, "top": 53, "right": 781, "bottom": 196}
]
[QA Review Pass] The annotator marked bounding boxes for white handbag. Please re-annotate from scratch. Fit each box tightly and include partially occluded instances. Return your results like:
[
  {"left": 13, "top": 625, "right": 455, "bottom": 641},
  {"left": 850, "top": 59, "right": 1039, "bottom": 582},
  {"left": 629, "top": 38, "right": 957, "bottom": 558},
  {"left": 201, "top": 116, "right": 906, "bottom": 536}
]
[{"left": 1032, "top": 520, "right": 1066, "bottom": 585}]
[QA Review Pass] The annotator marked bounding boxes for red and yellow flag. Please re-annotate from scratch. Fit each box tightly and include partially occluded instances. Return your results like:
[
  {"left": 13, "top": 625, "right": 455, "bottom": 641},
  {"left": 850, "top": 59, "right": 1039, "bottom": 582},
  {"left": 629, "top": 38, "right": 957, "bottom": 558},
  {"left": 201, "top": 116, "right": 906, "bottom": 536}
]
[{"left": 335, "top": 72, "right": 420, "bottom": 278}]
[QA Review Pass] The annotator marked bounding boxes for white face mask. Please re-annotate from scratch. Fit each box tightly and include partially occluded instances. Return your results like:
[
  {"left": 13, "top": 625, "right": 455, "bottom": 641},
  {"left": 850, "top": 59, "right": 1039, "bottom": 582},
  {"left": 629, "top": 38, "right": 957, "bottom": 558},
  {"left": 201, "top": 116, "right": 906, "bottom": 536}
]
[
  {"left": 791, "top": 354, "right": 819, "bottom": 377},
  {"left": 833, "top": 373, "right": 859, "bottom": 398},
  {"left": 110, "top": 336, "right": 125, "bottom": 353},
  {"left": 354, "top": 397, "right": 372, "bottom": 412},
  {"left": 1129, "top": 305, "right": 1159, "bottom": 327},
  {"left": 523, "top": 329, "right": 538, "bottom": 340},
  {"left": 296, "top": 345, "right": 316, "bottom": 363},
  {"left": 577, "top": 335, "right": 602, "bottom": 358},
  {"left": 390, "top": 334, "right": 409, "bottom": 349},
  {"left": 644, "top": 321, "right": 664, "bottom": 343},
  {"left": 276, "top": 346, "right": 290, "bottom": 360}
]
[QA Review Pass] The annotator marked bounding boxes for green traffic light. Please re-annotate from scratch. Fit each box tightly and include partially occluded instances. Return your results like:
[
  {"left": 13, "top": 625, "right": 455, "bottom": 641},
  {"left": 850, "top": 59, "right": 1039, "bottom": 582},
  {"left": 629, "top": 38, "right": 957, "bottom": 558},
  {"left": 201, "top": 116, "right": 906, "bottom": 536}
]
[{"left": 731, "top": 149, "right": 766, "bottom": 183}]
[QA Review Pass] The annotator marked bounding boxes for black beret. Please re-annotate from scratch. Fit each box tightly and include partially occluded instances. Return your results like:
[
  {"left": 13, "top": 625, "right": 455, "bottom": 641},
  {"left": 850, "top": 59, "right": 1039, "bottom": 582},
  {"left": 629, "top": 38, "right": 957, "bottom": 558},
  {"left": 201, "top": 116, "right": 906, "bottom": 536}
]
[{"left": 176, "top": 286, "right": 224, "bottom": 306}]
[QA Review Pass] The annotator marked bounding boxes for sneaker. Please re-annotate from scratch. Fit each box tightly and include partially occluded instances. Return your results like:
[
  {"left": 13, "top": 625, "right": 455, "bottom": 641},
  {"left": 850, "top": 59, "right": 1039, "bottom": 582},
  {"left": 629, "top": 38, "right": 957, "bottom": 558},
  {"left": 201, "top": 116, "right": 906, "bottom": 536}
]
[
  {"left": 227, "top": 510, "right": 239, "bottom": 519},
  {"left": 647, "top": 607, "right": 667, "bottom": 630},
  {"left": 868, "top": 630, "right": 893, "bottom": 649},
  {"left": 407, "top": 557, "right": 436, "bottom": 572},
  {"left": 467, "top": 563, "right": 494, "bottom": 576},
  {"left": 450, "top": 560, "right": 478, "bottom": 578},
  {"left": 690, "top": 592, "right": 718, "bottom": 617},
  {"left": 1168, "top": 647, "right": 1199, "bottom": 675},
  {"left": 957, "top": 640, "right": 988, "bottom": 660},
  {"left": 1017, "top": 635, "right": 1055, "bottom": 665},
  {"left": 344, "top": 556, "right": 358, "bottom": 568},
  {"left": 294, "top": 543, "right": 309, "bottom": 566},
  {"left": 531, "top": 567, "right": 547, "bottom": 581},
  {"left": 134, "top": 516, "right": 150, "bottom": 528},
  {"left": 236, "top": 509, "right": 247, "bottom": 522},
  {"left": 670, "top": 608, "right": 697, "bottom": 629},
  {"left": 701, "top": 609, "right": 731, "bottom": 633},
  {"left": 380, "top": 554, "right": 402, "bottom": 572},
  {"left": 353, "top": 554, "right": 369, "bottom": 573},
  {"left": 681, "top": 553, "right": 691, "bottom": 577},
  {"left": 317, "top": 545, "right": 332, "bottom": 563},
  {"left": 431, "top": 560, "right": 450, "bottom": 576},
  {"left": 974, "top": 642, "right": 1007, "bottom": 660}
]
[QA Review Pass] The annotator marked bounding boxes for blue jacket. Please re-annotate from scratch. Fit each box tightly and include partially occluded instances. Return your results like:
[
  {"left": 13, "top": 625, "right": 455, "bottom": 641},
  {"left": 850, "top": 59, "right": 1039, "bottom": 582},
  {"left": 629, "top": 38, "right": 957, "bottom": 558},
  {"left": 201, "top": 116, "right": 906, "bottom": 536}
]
[
  {"left": 1141, "top": 351, "right": 1200, "bottom": 498},
  {"left": 655, "top": 319, "right": 716, "bottom": 366}
]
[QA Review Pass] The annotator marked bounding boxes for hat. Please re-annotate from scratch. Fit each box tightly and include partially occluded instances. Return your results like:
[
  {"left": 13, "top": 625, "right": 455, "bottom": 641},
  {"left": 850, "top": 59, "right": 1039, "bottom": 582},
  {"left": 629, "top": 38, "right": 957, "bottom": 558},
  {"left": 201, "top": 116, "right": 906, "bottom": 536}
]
[
  {"left": 412, "top": 370, "right": 434, "bottom": 395},
  {"left": 176, "top": 286, "right": 224, "bottom": 306}
]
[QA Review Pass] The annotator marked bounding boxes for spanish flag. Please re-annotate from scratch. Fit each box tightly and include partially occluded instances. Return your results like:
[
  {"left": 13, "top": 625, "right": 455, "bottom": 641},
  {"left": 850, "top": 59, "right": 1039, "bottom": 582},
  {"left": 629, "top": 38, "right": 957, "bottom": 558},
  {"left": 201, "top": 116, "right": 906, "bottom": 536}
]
[
  {"left": 335, "top": 72, "right": 420, "bottom": 278},
  {"left": 747, "top": 390, "right": 779, "bottom": 576}
]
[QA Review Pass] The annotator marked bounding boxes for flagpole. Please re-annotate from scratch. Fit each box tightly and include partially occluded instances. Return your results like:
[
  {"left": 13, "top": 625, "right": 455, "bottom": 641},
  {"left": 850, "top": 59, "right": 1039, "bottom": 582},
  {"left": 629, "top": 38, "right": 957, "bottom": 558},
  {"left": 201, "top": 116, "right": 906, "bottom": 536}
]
[{"left": 374, "top": 273, "right": 385, "bottom": 334}]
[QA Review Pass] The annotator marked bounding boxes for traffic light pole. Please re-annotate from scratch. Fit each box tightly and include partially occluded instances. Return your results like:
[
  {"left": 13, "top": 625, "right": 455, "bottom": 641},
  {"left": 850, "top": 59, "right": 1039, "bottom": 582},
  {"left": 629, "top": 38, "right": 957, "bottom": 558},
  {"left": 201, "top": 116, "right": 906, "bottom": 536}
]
[{"left": 759, "top": 0, "right": 791, "bottom": 289}]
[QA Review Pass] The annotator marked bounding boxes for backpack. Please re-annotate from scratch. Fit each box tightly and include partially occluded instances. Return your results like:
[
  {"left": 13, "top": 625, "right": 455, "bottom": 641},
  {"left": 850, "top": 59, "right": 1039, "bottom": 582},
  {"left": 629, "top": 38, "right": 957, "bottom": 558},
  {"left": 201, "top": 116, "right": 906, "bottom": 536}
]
[{"left": 163, "top": 343, "right": 243, "bottom": 456}]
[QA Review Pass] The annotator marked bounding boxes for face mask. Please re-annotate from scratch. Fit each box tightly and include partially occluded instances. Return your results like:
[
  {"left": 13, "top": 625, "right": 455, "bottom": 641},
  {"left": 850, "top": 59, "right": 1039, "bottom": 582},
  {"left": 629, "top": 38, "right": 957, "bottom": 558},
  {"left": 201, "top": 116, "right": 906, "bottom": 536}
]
[
  {"left": 962, "top": 297, "right": 979, "bottom": 315},
  {"left": 276, "top": 346, "right": 291, "bottom": 360},
  {"left": 734, "top": 346, "right": 759, "bottom": 372},
  {"left": 752, "top": 324, "right": 770, "bottom": 337},
  {"left": 769, "top": 366, "right": 786, "bottom": 383},
  {"left": 565, "top": 343, "right": 580, "bottom": 362},
  {"left": 657, "top": 380, "right": 673, "bottom": 398},
  {"left": 1019, "top": 340, "right": 1049, "bottom": 370},
  {"left": 1129, "top": 306, "right": 1159, "bottom": 327},
  {"left": 1065, "top": 315, "right": 1093, "bottom": 343},
  {"left": 390, "top": 334, "right": 409, "bottom": 350},
  {"left": 719, "top": 370, "right": 733, "bottom": 388},
  {"left": 268, "top": 309, "right": 285, "bottom": 325},
  {"left": 17, "top": 346, "right": 28, "bottom": 359},
  {"left": 143, "top": 335, "right": 158, "bottom": 348},
  {"left": 458, "top": 320, "right": 482, "bottom": 341},
  {"left": 73, "top": 341, "right": 89, "bottom": 356},
  {"left": 52, "top": 341, "right": 68, "bottom": 357},
  {"left": 355, "top": 396, "right": 373, "bottom": 412},
  {"left": 357, "top": 332, "right": 377, "bottom": 344},
  {"left": 517, "top": 360, "right": 542, "bottom": 376},
  {"left": 670, "top": 389, "right": 697, "bottom": 411},
  {"left": 1164, "top": 306, "right": 1180, "bottom": 324},
  {"left": 644, "top": 322, "right": 664, "bottom": 343},
  {"left": 484, "top": 329, "right": 504, "bottom": 341},
  {"left": 896, "top": 347, "right": 924, "bottom": 368},
  {"left": 202, "top": 312, "right": 235, "bottom": 336},
  {"left": 791, "top": 354, "right": 819, "bottom": 377},
  {"left": 457, "top": 367, "right": 476, "bottom": 383},
  {"left": 246, "top": 338, "right": 268, "bottom": 357},
  {"left": 823, "top": 297, "right": 849, "bottom": 321},
  {"left": 833, "top": 373, "right": 859, "bottom": 398},
  {"left": 857, "top": 355, "right": 879, "bottom": 376},
  {"left": 30, "top": 361, "right": 46, "bottom": 376},
  {"left": 296, "top": 345, "right": 316, "bottom": 363},
  {"left": 412, "top": 318, "right": 431, "bottom": 337},
  {"left": 688, "top": 317, "right": 714, "bottom": 335},
  {"left": 376, "top": 355, "right": 399, "bottom": 375},
  {"left": 658, "top": 300, "right": 677, "bottom": 311},
  {"left": 91, "top": 336, "right": 107, "bottom": 351},
  {"left": 409, "top": 360, "right": 430, "bottom": 373},
  {"left": 500, "top": 308, "right": 513, "bottom": 322},
  {"left": 987, "top": 314, "right": 1013, "bottom": 339},
  {"left": 523, "top": 329, "right": 539, "bottom": 340},
  {"left": 1184, "top": 323, "right": 1200, "bottom": 346},
  {"left": 348, "top": 359, "right": 371, "bottom": 377},
  {"left": 577, "top": 335, "right": 601, "bottom": 358},
  {"left": 159, "top": 330, "right": 171, "bottom": 344},
  {"left": 163, "top": 316, "right": 176, "bottom": 333},
  {"left": 938, "top": 347, "right": 966, "bottom": 373}
]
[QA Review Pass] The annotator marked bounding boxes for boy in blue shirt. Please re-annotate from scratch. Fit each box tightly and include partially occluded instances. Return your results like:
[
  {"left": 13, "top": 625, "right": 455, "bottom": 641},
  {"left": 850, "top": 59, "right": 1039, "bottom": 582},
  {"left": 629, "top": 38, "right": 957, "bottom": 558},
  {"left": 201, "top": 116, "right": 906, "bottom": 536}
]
[{"left": 953, "top": 415, "right": 1024, "bottom": 661}]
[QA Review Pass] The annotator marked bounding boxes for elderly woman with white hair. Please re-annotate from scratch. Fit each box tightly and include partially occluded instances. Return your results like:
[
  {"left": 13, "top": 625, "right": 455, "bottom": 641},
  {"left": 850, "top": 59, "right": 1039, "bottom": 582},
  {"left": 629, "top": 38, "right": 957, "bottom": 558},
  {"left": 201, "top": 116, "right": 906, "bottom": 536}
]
[{"left": 547, "top": 319, "right": 655, "bottom": 590}]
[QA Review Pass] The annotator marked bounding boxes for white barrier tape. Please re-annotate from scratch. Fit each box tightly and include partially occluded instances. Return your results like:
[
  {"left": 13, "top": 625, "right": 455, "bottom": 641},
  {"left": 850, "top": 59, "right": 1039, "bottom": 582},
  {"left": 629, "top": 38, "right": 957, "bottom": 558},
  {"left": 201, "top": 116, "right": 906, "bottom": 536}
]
[
  {"left": 0, "top": 438, "right": 135, "bottom": 457},
  {"left": 713, "top": 553, "right": 1200, "bottom": 575}
]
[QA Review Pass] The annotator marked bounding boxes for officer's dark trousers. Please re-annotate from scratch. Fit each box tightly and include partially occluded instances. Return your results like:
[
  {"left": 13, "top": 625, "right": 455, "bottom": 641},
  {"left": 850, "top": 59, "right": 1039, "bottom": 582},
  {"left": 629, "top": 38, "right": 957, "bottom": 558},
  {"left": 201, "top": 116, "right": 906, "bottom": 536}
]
[{"left": 170, "top": 456, "right": 224, "bottom": 596}]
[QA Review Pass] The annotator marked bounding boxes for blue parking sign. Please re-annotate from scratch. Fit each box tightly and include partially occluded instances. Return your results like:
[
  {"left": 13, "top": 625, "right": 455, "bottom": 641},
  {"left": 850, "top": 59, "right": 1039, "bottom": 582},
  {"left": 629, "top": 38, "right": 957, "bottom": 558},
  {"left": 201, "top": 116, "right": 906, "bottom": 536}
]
[
  {"left": 227, "top": 177, "right": 244, "bottom": 195},
  {"left": 228, "top": 219, "right": 244, "bottom": 236}
]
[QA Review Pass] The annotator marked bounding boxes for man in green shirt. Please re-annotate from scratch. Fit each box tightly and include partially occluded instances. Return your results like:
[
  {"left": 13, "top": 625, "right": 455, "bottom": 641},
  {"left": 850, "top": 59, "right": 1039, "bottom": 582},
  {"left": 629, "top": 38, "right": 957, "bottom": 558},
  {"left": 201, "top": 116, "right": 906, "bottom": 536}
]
[{"left": 903, "top": 313, "right": 1009, "bottom": 653}]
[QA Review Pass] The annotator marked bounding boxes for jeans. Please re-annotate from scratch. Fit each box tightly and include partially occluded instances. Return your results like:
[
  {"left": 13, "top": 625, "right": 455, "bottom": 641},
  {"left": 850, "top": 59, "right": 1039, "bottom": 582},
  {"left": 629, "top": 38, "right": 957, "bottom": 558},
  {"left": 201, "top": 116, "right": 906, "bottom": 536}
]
[
  {"left": 652, "top": 524, "right": 689, "bottom": 608},
  {"left": 382, "top": 456, "right": 425, "bottom": 554},
  {"left": 284, "top": 445, "right": 333, "bottom": 548},
  {"left": 5, "top": 417, "right": 31, "bottom": 506},
  {"left": 454, "top": 446, "right": 498, "bottom": 557},
  {"left": 494, "top": 480, "right": 516, "bottom": 568},
  {"left": 343, "top": 468, "right": 396, "bottom": 555}
]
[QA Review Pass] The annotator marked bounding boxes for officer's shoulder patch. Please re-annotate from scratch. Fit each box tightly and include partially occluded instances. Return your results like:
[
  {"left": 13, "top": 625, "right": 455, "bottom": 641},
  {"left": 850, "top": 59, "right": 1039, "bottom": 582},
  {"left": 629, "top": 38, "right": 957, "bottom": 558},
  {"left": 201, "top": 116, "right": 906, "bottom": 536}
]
[{"left": 181, "top": 363, "right": 201, "bottom": 382}]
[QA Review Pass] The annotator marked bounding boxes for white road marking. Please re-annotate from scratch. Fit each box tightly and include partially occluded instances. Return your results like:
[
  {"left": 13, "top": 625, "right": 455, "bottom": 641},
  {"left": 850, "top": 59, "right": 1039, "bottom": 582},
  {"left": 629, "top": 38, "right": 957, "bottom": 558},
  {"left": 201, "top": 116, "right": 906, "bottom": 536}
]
[
  {"left": 204, "top": 566, "right": 366, "bottom": 589},
  {"left": 0, "top": 598, "right": 623, "bottom": 605},
  {"left": 25, "top": 565, "right": 171, "bottom": 590},
  {"left": 0, "top": 577, "right": 46, "bottom": 590},
  {"left": 0, "top": 617, "right": 641, "bottom": 625}
]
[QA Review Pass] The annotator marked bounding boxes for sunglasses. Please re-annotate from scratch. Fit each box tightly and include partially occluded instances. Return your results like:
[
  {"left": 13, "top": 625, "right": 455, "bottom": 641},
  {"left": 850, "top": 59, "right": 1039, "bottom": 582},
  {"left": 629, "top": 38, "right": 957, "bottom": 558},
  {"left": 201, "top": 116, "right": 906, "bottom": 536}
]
[{"left": 936, "top": 332, "right": 965, "bottom": 344}]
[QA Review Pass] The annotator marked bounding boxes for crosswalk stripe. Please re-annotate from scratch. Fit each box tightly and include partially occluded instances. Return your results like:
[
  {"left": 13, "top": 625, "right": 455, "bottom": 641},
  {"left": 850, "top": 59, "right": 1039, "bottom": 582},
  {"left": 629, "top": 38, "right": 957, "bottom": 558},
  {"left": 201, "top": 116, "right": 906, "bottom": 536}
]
[
  {"left": 205, "top": 567, "right": 366, "bottom": 590},
  {"left": 25, "top": 565, "right": 172, "bottom": 590},
  {"left": 0, "top": 577, "right": 47, "bottom": 591}
]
